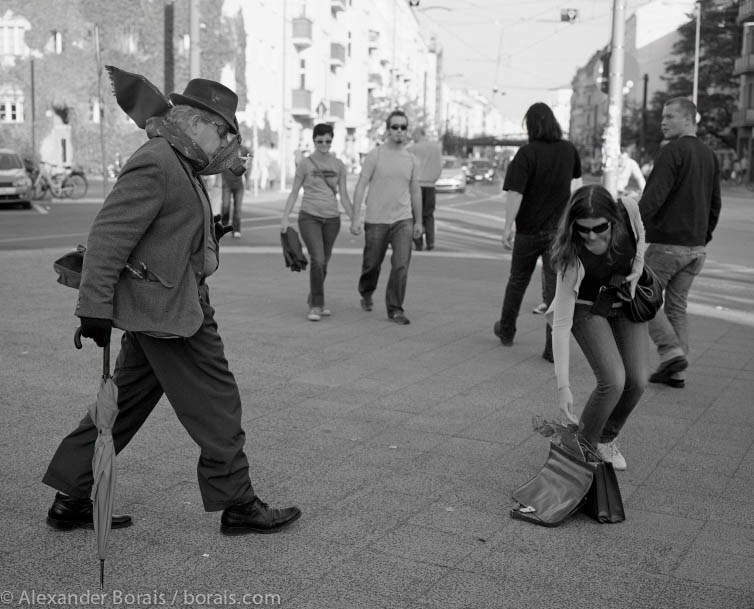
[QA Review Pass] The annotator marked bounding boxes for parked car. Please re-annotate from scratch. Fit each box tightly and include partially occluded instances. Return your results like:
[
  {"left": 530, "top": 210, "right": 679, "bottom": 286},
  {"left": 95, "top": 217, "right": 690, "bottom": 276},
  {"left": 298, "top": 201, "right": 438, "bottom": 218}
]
[
  {"left": 0, "top": 148, "right": 33, "bottom": 209},
  {"left": 435, "top": 156, "right": 466, "bottom": 193},
  {"left": 466, "top": 159, "right": 496, "bottom": 183}
]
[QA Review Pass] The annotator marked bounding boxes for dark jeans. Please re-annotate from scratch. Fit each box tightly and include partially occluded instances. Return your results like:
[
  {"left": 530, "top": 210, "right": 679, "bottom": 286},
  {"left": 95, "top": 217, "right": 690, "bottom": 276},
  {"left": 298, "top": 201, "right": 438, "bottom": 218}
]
[
  {"left": 498, "top": 230, "right": 557, "bottom": 353},
  {"left": 413, "top": 186, "right": 436, "bottom": 249},
  {"left": 42, "top": 285, "right": 256, "bottom": 512},
  {"left": 359, "top": 218, "right": 413, "bottom": 316},
  {"left": 221, "top": 185, "right": 244, "bottom": 233},
  {"left": 298, "top": 211, "right": 341, "bottom": 308},
  {"left": 571, "top": 304, "right": 649, "bottom": 446}
]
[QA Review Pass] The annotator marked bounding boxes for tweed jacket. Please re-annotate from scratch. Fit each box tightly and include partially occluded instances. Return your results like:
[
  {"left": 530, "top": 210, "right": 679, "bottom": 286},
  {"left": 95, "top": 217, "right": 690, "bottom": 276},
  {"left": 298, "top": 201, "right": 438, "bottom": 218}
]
[{"left": 75, "top": 137, "right": 215, "bottom": 337}]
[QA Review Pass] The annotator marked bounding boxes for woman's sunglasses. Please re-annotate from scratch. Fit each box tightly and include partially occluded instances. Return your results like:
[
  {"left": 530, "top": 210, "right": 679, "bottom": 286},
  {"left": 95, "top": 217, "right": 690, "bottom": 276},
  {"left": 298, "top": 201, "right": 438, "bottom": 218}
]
[
  {"left": 575, "top": 221, "right": 611, "bottom": 236},
  {"left": 389, "top": 124, "right": 408, "bottom": 131}
]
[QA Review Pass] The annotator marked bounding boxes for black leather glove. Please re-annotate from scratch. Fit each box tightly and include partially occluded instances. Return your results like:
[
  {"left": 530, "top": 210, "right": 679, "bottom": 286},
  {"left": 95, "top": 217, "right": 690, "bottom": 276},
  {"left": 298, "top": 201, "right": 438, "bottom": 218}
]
[
  {"left": 213, "top": 214, "right": 233, "bottom": 241},
  {"left": 79, "top": 316, "right": 112, "bottom": 347}
]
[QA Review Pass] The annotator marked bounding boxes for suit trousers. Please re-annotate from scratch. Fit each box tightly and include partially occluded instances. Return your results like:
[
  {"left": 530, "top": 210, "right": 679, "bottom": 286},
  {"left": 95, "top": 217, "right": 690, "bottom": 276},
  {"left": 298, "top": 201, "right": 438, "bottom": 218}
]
[{"left": 42, "top": 284, "right": 256, "bottom": 512}]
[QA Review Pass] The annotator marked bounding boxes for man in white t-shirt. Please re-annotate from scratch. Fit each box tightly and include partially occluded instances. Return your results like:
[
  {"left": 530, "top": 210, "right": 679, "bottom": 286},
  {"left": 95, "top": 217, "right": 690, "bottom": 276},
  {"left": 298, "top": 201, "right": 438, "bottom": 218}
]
[
  {"left": 352, "top": 110, "right": 422, "bottom": 325},
  {"left": 616, "top": 148, "right": 646, "bottom": 196}
]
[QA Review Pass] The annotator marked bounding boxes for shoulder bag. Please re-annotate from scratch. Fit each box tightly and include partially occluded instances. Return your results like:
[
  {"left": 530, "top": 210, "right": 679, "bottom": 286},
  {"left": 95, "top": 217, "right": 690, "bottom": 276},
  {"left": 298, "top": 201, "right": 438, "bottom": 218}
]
[
  {"left": 307, "top": 156, "right": 338, "bottom": 196},
  {"left": 619, "top": 265, "right": 663, "bottom": 323}
]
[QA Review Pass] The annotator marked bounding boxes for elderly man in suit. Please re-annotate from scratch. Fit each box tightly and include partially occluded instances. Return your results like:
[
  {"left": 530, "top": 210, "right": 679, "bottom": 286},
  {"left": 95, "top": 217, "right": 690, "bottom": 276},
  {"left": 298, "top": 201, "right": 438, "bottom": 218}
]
[{"left": 42, "top": 79, "right": 301, "bottom": 536}]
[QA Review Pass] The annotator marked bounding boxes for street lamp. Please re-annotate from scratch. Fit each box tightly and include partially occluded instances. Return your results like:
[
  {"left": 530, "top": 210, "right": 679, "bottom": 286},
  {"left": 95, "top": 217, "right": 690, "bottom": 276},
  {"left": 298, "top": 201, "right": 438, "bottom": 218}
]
[{"left": 692, "top": 1, "right": 701, "bottom": 107}]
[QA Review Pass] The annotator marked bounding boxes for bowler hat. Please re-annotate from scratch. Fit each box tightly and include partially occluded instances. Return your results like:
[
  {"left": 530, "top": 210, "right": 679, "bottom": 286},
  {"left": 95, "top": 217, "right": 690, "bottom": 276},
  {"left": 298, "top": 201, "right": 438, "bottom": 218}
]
[{"left": 169, "top": 79, "right": 238, "bottom": 134}]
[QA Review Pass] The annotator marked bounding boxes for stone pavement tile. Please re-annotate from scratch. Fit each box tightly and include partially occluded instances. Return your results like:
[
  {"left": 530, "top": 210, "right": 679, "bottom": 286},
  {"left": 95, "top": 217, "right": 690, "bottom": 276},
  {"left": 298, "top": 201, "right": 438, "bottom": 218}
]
[
  {"left": 406, "top": 497, "right": 508, "bottom": 540},
  {"left": 288, "top": 584, "right": 429, "bottom": 609},
  {"left": 455, "top": 409, "right": 544, "bottom": 446},
  {"left": 367, "top": 469, "right": 456, "bottom": 500},
  {"left": 733, "top": 448, "right": 754, "bottom": 480},
  {"left": 368, "top": 524, "right": 484, "bottom": 567},
  {"left": 641, "top": 456, "right": 734, "bottom": 495},
  {"left": 418, "top": 569, "right": 540, "bottom": 609},
  {"left": 691, "top": 520, "right": 754, "bottom": 557},
  {"left": 368, "top": 425, "right": 447, "bottom": 452},
  {"left": 672, "top": 417, "right": 754, "bottom": 458},
  {"left": 535, "top": 569, "right": 669, "bottom": 609},
  {"left": 344, "top": 442, "right": 425, "bottom": 469},
  {"left": 656, "top": 579, "right": 754, "bottom": 609},
  {"left": 675, "top": 548, "right": 754, "bottom": 592}
]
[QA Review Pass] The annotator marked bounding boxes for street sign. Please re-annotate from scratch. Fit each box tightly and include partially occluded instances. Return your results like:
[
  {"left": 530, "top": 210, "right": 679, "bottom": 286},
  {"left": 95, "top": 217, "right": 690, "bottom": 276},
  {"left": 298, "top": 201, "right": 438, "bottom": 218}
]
[{"left": 560, "top": 8, "right": 578, "bottom": 23}]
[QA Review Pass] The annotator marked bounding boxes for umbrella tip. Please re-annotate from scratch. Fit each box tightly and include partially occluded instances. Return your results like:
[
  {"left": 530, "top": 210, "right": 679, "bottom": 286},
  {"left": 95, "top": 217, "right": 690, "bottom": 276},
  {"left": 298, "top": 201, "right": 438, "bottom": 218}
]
[{"left": 100, "top": 559, "right": 105, "bottom": 590}]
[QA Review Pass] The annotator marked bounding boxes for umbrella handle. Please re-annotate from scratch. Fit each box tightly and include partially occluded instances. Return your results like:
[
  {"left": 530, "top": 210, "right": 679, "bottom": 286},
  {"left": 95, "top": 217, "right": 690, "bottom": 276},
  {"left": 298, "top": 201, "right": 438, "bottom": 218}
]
[{"left": 74, "top": 327, "right": 110, "bottom": 378}]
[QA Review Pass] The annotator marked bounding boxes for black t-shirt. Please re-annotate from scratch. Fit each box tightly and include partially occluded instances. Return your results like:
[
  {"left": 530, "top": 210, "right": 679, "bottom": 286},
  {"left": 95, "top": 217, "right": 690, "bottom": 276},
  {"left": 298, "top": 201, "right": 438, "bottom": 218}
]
[{"left": 503, "top": 140, "right": 582, "bottom": 234}]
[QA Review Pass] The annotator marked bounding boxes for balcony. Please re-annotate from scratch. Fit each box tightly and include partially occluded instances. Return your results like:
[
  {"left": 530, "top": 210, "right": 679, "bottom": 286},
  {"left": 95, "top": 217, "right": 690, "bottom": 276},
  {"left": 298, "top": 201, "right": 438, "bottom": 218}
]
[
  {"left": 331, "top": 0, "right": 346, "bottom": 13},
  {"left": 368, "top": 30, "right": 379, "bottom": 51},
  {"left": 328, "top": 100, "right": 345, "bottom": 120},
  {"left": 291, "top": 17, "right": 312, "bottom": 50},
  {"left": 731, "top": 108, "right": 754, "bottom": 127},
  {"left": 738, "top": 0, "right": 754, "bottom": 22},
  {"left": 734, "top": 54, "right": 754, "bottom": 75},
  {"left": 367, "top": 72, "right": 382, "bottom": 90},
  {"left": 291, "top": 89, "right": 312, "bottom": 117},
  {"left": 330, "top": 43, "right": 345, "bottom": 68}
]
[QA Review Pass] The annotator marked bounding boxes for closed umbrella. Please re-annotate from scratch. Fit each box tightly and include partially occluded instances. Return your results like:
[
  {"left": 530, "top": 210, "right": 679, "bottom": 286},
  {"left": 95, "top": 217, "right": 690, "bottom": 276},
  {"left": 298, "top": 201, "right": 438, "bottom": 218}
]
[{"left": 76, "top": 329, "right": 119, "bottom": 589}]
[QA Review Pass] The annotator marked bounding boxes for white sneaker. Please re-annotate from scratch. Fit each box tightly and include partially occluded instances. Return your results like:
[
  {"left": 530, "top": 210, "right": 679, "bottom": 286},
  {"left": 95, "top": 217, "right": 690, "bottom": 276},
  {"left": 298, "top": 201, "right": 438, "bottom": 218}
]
[
  {"left": 532, "top": 302, "right": 547, "bottom": 315},
  {"left": 307, "top": 307, "right": 321, "bottom": 322},
  {"left": 597, "top": 440, "right": 627, "bottom": 471},
  {"left": 232, "top": 231, "right": 241, "bottom": 238},
  {"left": 320, "top": 308, "right": 331, "bottom": 317}
]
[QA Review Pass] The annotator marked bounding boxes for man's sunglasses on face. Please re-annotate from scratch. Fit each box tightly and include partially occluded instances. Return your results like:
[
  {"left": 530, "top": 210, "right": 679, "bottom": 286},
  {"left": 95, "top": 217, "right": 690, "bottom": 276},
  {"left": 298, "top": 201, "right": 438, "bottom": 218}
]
[
  {"left": 314, "top": 139, "right": 333, "bottom": 144},
  {"left": 390, "top": 124, "right": 408, "bottom": 131}
]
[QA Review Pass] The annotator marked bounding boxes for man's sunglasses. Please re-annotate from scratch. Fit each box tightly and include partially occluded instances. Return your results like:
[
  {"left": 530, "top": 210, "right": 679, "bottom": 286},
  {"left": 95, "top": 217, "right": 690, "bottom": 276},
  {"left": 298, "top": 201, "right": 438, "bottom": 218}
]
[
  {"left": 314, "top": 139, "right": 333, "bottom": 144},
  {"left": 575, "top": 221, "right": 611, "bottom": 236},
  {"left": 389, "top": 124, "right": 408, "bottom": 131}
]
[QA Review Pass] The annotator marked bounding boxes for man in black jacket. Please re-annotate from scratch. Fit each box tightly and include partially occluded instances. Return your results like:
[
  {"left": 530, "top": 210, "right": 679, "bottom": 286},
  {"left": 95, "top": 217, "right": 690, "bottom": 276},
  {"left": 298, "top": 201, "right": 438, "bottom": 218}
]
[{"left": 639, "top": 97, "right": 721, "bottom": 388}]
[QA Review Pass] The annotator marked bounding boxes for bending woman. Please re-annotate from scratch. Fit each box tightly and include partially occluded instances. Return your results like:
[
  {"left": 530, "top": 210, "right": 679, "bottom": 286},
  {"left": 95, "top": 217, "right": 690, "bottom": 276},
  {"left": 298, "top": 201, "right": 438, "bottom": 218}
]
[
  {"left": 549, "top": 184, "right": 648, "bottom": 470},
  {"left": 281, "top": 124, "right": 355, "bottom": 321}
]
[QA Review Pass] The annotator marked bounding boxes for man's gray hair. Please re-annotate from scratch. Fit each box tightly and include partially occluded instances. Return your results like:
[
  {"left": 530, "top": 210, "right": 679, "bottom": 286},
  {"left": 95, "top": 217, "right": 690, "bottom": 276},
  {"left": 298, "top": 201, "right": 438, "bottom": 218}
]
[{"left": 166, "top": 104, "right": 217, "bottom": 133}]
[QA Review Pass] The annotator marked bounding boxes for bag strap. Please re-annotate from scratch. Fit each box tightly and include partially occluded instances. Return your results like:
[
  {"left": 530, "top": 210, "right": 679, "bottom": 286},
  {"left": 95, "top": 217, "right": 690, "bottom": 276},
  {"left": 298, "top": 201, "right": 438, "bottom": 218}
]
[{"left": 308, "top": 155, "right": 338, "bottom": 196}]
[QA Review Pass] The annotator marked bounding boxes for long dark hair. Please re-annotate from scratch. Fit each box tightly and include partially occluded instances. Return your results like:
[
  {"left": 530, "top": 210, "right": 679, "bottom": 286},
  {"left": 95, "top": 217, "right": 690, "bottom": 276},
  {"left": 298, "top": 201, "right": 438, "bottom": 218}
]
[
  {"left": 551, "top": 184, "right": 630, "bottom": 273},
  {"left": 524, "top": 102, "right": 562, "bottom": 143}
]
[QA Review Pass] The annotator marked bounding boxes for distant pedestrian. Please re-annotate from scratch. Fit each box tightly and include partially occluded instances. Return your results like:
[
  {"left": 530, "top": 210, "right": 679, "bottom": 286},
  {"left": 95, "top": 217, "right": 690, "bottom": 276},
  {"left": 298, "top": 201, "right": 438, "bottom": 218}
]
[
  {"left": 550, "top": 184, "right": 648, "bottom": 470},
  {"left": 639, "top": 97, "right": 721, "bottom": 388},
  {"left": 494, "top": 102, "right": 582, "bottom": 362},
  {"left": 281, "top": 123, "right": 356, "bottom": 321},
  {"left": 221, "top": 161, "right": 246, "bottom": 238},
  {"left": 616, "top": 148, "right": 646, "bottom": 196},
  {"left": 351, "top": 109, "right": 422, "bottom": 325},
  {"left": 407, "top": 127, "right": 442, "bottom": 251}
]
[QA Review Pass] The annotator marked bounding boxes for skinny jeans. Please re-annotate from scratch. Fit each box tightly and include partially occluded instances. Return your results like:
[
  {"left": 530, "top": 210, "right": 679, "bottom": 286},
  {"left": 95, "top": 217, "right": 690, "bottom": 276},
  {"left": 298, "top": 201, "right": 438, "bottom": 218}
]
[{"left": 298, "top": 210, "right": 341, "bottom": 308}]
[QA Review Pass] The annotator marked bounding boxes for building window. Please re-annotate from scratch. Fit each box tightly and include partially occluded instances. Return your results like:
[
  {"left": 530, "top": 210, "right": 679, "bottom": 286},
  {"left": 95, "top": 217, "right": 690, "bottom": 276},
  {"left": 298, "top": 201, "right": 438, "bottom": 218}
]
[
  {"left": 51, "top": 30, "right": 63, "bottom": 54},
  {"left": 347, "top": 32, "right": 351, "bottom": 58},
  {"left": 0, "top": 13, "right": 29, "bottom": 56},
  {"left": 347, "top": 82, "right": 351, "bottom": 108},
  {"left": 299, "top": 59, "right": 306, "bottom": 89},
  {"left": 0, "top": 100, "right": 23, "bottom": 123}
]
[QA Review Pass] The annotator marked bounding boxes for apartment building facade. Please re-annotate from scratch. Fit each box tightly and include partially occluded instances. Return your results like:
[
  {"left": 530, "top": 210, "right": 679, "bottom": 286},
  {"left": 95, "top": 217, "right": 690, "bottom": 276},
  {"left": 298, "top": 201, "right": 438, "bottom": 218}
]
[{"left": 733, "top": 0, "right": 754, "bottom": 183}]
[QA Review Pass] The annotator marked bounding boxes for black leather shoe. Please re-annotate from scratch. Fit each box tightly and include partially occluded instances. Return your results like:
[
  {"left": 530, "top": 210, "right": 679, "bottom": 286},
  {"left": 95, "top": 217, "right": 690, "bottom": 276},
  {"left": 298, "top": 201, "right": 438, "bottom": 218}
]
[
  {"left": 389, "top": 312, "right": 410, "bottom": 325},
  {"left": 220, "top": 497, "right": 301, "bottom": 536},
  {"left": 46, "top": 492, "right": 133, "bottom": 530},
  {"left": 541, "top": 350, "right": 554, "bottom": 363},
  {"left": 493, "top": 321, "right": 514, "bottom": 346},
  {"left": 650, "top": 356, "right": 688, "bottom": 385}
]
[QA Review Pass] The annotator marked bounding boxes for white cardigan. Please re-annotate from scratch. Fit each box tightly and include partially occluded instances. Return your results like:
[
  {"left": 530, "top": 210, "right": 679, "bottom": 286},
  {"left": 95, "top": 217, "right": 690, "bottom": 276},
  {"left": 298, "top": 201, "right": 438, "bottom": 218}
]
[{"left": 548, "top": 196, "right": 646, "bottom": 390}]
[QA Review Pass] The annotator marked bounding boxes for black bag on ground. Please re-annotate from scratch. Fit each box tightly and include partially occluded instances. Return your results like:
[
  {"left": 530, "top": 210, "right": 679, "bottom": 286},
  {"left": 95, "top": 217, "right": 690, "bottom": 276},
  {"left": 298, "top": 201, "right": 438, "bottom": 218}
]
[
  {"left": 581, "top": 460, "right": 625, "bottom": 523},
  {"left": 510, "top": 442, "right": 595, "bottom": 527}
]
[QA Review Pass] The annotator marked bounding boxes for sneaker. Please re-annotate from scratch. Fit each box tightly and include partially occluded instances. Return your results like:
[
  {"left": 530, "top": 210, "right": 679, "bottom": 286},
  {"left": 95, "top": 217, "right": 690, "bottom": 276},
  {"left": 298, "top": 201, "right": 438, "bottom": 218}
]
[
  {"left": 307, "top": 307, "right": 321, "bottom": 321},
  {"left": 360, "top": 297, "right": 373, "bottom": 312},
  {"left": 532, "top": 303, "right": 547, "bottom": 315},
  {"left": 597, "top": 441, "right": 627, "bottom": 471},
  {"left": 232, "top": 231, "right": 241, "bottom": 239},
  {"left": 320, "top": 308, "right": 331, "bottom": 317},
  {"left": 649, "top": 356, "right": 688, "bottom": 386}
]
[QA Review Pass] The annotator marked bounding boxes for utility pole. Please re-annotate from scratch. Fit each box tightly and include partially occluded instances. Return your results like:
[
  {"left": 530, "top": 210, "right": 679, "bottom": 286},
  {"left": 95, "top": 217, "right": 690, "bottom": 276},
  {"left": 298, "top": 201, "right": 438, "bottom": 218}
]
[
  {"left": 164, "top": 1, "right": 175, "bottom": 93},
  {"left": 279, "top": 0, "right": 287, "bottom": 192},
  {"left": 692, "top": 1, "right": 701, "bottom": 107},
  {"left": 602, "top": 0, "right": 626, "bottom": 197},
  {"left": 30, "top": 58, "right": 36, "bottom": 159},
  {"left": 189, "top": 0, "right": 200, "bottom": 79},
  {"left": 640, "top": 73, "right": 648, "bottom": 158},
  {"left": 94, "top": 24, "right": 108, "bottom": 195}
]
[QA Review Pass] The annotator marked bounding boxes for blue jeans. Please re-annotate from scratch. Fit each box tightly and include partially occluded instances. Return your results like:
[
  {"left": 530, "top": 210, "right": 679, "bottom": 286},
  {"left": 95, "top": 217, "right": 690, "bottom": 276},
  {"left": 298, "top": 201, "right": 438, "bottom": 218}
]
[
  {"left": 498, "top": 230, "right": 557, "bottom": 353},
  {"left": 298, "top": 211, "right": 341, "bottom": 308},
  {"left": 571, "top": 304, "right": 649, "bottom": 446},
  {"left": 359, "top": 219, "right": 413, "bottom": 316},
  {"left": 644, "top": 244, "right": 706, "bottom": 360}
]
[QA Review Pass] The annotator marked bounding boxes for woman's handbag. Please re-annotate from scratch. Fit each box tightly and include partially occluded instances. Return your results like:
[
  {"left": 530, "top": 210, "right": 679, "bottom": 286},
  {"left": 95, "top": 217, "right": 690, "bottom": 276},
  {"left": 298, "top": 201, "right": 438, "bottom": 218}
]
[
  {"left": 581, "top": 460, "right": 625, "bottom": 523},
  {"left": 619, "top": 265, "right": 663, "bottom": 323},
  {"left": 510, "top": 442, "right": 595, "bottom": 527}
]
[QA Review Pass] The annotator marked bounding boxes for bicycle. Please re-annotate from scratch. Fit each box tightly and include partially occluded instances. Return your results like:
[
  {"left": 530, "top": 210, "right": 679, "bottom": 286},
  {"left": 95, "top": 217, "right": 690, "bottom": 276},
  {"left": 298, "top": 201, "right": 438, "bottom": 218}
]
[{"left": 31, "top": 161, "right": 88, "bottom": 200}]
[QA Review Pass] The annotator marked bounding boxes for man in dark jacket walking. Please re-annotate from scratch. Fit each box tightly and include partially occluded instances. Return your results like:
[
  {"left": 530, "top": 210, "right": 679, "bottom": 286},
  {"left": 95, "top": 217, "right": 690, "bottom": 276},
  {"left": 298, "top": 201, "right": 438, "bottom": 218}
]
[
  {"left": 639, "top": 97, "right": 721, "bottom": 388},
  {"left": 42, "top": 79, "right": 301, "bottom": 535}
]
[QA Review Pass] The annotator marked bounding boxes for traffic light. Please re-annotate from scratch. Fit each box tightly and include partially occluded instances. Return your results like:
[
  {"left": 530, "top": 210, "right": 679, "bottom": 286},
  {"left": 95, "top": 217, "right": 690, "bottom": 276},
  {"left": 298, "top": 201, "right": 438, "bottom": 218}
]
[{"left": 598, "top": 52, "right": 611, "bottom": 94}]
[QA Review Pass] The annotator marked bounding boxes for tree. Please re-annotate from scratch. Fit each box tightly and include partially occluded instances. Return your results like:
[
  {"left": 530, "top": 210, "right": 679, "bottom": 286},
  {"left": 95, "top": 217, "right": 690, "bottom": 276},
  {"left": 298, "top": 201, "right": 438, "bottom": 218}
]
[
  {"left": 648, "top": 0, "right": 740, "bottom": 152},
  {"left": 365, "top": 94, "right": 429, "bottom": 145}
]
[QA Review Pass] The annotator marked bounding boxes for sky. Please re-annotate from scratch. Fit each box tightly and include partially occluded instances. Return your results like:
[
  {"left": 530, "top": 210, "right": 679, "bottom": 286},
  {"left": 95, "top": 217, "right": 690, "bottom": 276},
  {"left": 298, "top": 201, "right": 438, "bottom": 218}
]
[{"left": 412, "top": 0, "right": 689, "bottom": 127}]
